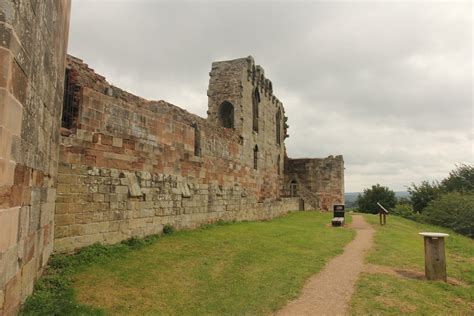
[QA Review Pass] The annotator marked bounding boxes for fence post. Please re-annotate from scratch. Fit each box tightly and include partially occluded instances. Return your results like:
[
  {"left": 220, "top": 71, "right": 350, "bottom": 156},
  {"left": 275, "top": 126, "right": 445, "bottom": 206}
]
[{"left": 419, "top": 232, "right": 449, "bottom": 281}]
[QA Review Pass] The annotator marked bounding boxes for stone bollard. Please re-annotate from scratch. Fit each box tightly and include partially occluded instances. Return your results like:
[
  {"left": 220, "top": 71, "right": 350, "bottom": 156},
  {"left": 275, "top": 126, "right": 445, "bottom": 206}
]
[{"left": 419, "top": 232, "right": 449, "bottom": 281}]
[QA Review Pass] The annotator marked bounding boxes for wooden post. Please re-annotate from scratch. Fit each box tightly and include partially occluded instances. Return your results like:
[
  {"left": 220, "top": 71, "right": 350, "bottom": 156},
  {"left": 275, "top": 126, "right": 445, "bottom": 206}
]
[
  {"left": 377, "top": 202, "right": 388, "bottom": 225},
  {"left": 419, "top": 232, "right": 449, "bottom": 281},
  {"left": 379, "top": 213, "right": 386, "bottom": 225}
]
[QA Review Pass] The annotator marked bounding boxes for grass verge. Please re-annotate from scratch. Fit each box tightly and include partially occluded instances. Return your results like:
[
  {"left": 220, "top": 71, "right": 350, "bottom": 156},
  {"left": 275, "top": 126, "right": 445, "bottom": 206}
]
[
  {"left": 350, "top": 214, "right": 474, "bottom": 315},
  {"left": 23, "top": 212, "right": 354, "bottom": 315},
  {"left": 20, "top": 233, "right": 167, "bottom": 315}
]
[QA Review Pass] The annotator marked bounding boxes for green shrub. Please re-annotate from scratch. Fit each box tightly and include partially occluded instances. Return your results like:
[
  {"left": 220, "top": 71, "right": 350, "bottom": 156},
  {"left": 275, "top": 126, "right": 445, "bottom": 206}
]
[
  {"left": 408, "top": 164, "right": 474, "bottom": 213},
  {"left": 408, "top": 180, "right": 443, "bottom": 213},
  {"left": 356, "top": 184, "right": 396, "bottom": 214},
  {"left": 421, "top": 192, "right": 474, "bottom": 237},
  {"left": 163, "top": 224, "right": 175, "bottom": 235},
  {"left": 391, "top": 204, "right": 420, "bottom": 221}
]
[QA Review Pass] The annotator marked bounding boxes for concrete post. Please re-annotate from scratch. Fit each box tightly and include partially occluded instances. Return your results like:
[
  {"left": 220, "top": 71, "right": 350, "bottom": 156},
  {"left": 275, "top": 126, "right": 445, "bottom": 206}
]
[{"left": 419, "top": 232, "right": 449, "bottom": 281}]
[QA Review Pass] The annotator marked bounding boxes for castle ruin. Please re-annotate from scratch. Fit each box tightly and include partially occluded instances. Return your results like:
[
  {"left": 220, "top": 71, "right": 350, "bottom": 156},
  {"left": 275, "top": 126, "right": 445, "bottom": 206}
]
[{"left": 0, "top": 1, "right": 343, "bottom": 314}]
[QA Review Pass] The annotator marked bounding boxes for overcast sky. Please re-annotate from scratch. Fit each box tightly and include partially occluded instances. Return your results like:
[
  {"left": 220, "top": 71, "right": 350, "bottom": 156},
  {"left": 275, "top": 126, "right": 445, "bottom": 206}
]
[{"left": 69, "top": 0, "right": 472, "bottom": 192}]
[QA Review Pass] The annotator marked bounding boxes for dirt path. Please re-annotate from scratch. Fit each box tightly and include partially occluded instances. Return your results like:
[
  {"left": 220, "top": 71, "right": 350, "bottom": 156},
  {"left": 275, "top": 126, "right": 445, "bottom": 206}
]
[{"left": 276, "top": 215, "right": 374, "bottom": 316}]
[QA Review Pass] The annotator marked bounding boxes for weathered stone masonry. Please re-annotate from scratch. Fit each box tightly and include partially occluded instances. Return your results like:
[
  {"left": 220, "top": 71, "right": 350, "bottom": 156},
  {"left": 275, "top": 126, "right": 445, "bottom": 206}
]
[
  {"left": 54, "top": 56, "right": 301, "bottom": 252},
  {"left": 0, "top": 1, "right": 70, "bottom": 314},
  {"left": 0, "top": 2, "right": 344, "bottom": 313},
  {"left": 286, "top": 157, "right": 345, "bottom": 211}
]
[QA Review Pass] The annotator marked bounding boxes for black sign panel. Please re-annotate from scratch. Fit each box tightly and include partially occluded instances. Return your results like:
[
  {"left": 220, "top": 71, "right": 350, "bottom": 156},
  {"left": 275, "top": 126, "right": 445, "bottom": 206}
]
[{"left": 333, "top": 204, "right": 345, "bottom": 218}]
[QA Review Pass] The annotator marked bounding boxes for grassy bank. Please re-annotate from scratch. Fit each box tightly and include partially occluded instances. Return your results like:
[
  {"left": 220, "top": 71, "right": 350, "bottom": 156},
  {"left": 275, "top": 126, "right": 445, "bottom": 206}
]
[
  {"left": 22, "top": 212, "right": 354, "bottom": 315},
  {"left": 350, "top": 214, "right": 474, "bottom": 315}
]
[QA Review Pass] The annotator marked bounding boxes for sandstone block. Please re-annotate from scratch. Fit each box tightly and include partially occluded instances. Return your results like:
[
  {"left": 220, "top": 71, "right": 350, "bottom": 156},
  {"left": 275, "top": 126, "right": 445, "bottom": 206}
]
[
  {"left": 53, "top": 237, "right": 76, "bottom": 253},
  {"left": 84, "top": 222, "right": 109, "bottom": 235},
  {"left": 125, "top": 172, "right": 142, "bottom": 197},
  {"left": 115, "top": 185, "right": 128, "bottom": 194},
  {"left": 0, "top": 124, "right": 12, "bottom": 162},
  {"left": 92, "top": 193, "right": 104, "bottom": 202},
  {"left": 76, "top": 129, "right": 93, "bottom": 142},
  {"left": 40, "top": 202, "right": 54, "bottom": 226},
  {"left": 112, "top": 137, "right": 122, "bottom": 147},
  {"left": 10, "top": 60, "right": 28, "bottom": 105},
  {"left": 55, "top": 214, "right": 74, "bottom": 226},
  {"left": 0, "top": 207, "right": 19, "bottom": 252},
  {"left": 1, "top": 243, "right": 19, "bottom": 288},
  {"left": 0, "top": 48, "right": 11, "bottom": 89},
  {"left": 27, "top": 204, "right": 41, "bottom": 235},
  {"left": 18, "top": 206, "right": 29, "bottom": 240},
  {"left": 3, "top": 272, "right": 20, "bottom": 315},
  {"left": 20, "top": 259, "right": 36, "bottom": 302},
  {"left": 75, "top": 233, "right": 104, "bottom": 246}
]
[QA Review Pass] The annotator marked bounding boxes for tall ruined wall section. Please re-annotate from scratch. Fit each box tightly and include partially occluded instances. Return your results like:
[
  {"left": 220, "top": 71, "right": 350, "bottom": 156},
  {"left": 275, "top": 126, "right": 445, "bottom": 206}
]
[
  {"left": 0, "top": 1, "right": 70, "bottom": 314},
  {"left": 207, "top": 57, "right": 286, "bottom": 200},
  {"left": 286, "top": 156, "right": 344, "bottom": 211},
  {"left": 55, "top": 57, "right": 299, "bottom": 252}
]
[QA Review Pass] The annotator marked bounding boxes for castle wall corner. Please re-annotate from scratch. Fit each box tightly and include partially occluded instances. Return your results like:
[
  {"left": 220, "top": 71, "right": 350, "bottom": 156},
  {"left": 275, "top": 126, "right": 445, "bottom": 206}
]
[{"left": 0, "top": 1, "right": 71, "bottom": 314}]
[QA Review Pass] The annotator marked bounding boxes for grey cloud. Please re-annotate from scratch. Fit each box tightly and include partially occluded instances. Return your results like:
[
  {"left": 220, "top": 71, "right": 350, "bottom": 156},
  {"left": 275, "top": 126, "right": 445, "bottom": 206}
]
[{"left": 69, "top": 0, "right": 472, "bottom": 191}]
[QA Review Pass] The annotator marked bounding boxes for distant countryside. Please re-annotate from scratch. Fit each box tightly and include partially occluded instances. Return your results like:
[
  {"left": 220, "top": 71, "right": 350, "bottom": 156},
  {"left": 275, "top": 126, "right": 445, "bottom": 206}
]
[{"left": 346, "top": 191, "right": 409, "bottom": 209}]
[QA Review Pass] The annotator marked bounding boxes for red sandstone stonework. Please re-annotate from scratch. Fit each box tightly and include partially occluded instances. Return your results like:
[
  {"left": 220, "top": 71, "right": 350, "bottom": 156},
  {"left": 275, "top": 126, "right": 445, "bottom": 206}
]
[
  {"left": 53, "top": 55, "right": 343, "bottom": 253},
  {"left": 0, "top": 1, "right": 343, "bottom": 313}
]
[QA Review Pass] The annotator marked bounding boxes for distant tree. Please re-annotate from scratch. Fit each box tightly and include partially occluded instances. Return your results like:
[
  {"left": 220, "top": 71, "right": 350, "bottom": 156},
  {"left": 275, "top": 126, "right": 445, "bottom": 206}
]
[
  {"left": 357, "top": 184, "right": 396, "bottom": 214},
  {"left": 441, "top": 164, "right": 474, "bottom": 193},
  {"left": 408, "top": 180, "right": 443, "bottom": 213}
]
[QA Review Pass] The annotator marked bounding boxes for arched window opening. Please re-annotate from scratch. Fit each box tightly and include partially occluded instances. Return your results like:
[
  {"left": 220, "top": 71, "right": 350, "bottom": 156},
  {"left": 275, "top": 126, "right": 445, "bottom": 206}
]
[
  {"left": 253, "top": 145, "right": 259, "bottom": 170},
  {"left": 275, "top": 110, "right": 281, "bottom": 145},
  {"left": 252, "top": 88, "right": 260, "bottom": 132},
  {"left": 290, "top": 180, "right": 298, "bottom": 197},
  {"left": 277, "top": 154, "right": 281, "bottom": 175},
  {"left": 219, "top": 101, "right": 234, "bottom": 129},
  {"left": 193, "top": 123, "right": 201, "bottom": 156}
]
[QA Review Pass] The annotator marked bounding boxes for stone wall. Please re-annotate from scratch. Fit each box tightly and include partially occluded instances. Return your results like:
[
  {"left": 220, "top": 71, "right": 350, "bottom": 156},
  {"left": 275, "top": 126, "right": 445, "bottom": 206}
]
[
  {"left": 0, "top": 2, "right": 342, "bottom": 311},
  {"left": 0, "top": 1, "right": 70, "bottom": 314},
  {"left": 286, "top": 156, "right": 345, "bottom": 211},
  {"left": 55, "top": 56, "right": 300, "bottom": 252}
]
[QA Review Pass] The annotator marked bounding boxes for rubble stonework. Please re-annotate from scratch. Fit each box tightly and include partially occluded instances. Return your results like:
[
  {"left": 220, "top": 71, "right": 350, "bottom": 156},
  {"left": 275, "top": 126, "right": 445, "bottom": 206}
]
[
  {"left": 0, "top": 1, "right": 70, "bottom": 314},
  {"left": 55, "top": 56, "right": 301, "bottom": 252},
  {"left": 53, "top": 55, "right": 344, "bottom": 253}
]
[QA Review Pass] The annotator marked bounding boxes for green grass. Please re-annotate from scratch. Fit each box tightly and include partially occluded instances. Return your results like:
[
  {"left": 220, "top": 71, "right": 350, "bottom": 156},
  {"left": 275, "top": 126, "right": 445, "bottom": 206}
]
[
  {"left": 20, "top": 235, "right": 164, "bottom": 316},
  {"left": 22, "top": 212, "right": 354, "bottom": 315},
  {"left": 350, "top": 214, "right": 474, "bottom": 315}
]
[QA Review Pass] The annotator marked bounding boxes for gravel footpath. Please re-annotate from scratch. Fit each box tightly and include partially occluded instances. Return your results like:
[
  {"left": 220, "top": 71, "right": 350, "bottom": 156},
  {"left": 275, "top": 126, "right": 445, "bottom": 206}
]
[{"left": 276, "top": 215, "right": 374, "bottom": 316}]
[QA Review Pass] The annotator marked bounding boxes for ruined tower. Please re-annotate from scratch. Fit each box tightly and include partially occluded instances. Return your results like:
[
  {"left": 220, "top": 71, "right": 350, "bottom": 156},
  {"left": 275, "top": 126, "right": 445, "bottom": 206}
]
[{"left": 207, "top": 56, "right": 286, "bottom": 199}]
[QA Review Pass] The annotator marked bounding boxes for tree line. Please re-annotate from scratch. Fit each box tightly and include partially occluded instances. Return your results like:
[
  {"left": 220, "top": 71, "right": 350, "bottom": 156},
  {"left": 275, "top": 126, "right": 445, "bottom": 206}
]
[{"left": 355, "top": 164, "right": 474, "bottom": 237}]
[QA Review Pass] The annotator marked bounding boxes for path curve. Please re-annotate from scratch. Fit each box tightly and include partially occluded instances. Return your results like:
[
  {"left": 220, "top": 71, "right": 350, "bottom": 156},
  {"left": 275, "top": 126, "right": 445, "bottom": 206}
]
[{"left": 276, "top": 214, "right": 374, "bottom": 316}]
